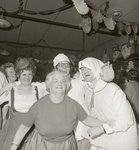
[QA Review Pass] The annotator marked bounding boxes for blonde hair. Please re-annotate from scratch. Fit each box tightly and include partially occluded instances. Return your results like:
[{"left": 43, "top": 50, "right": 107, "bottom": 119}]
[{"left": 45, "top": 70, "right": 70, "bottom": 93}]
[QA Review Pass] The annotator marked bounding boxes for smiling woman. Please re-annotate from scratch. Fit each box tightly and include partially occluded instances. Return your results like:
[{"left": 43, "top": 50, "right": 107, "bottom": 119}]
[
  {"left": 10, "top": 70, "right": 108, "bottom": 150},
  {"left": 0, "top": 57, "right": 48, "bottom": 150},
  {"left": 0, "top": 62, "right": 17, "bottom": 128},
  {"left": 0, "top": 62, "right": 17, "bottom": 83}
]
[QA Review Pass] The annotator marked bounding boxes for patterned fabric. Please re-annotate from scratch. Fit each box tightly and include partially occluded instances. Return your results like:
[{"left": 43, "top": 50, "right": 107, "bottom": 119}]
[
  {"left": 21, "top": 129, "right": 77, "bottom": 150},
  {"left": 0, "top": 85, "right": 39, "bottom": 150},
  {"left": 77, "top": 138, "right": 91, "bottom": 150}
]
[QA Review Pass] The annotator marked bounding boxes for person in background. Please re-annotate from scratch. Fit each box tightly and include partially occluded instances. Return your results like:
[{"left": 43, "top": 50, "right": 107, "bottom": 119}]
[
  {"left": 10, "top": 70, "right": 113, "bottom": 150},
  {"left": 78, "top": 57, "right": 138, "bottom": 150},
  {"left": 0, "top": 71, "right": 8, "bottom": 129},
  {"left": 0, "top": 62, "right": 17, "bottom": 84},
  {"left": 0, "top": 62, "right": 17, "bottom": 128},
  {"left": 117, "top": 69, "right": 139, "bottom": 124},
  {"left": 117, "top": 43, "right": 139, "bottom": 71},
  {"left": 0, "top": 57, "right": 47, "bottom": 150}
]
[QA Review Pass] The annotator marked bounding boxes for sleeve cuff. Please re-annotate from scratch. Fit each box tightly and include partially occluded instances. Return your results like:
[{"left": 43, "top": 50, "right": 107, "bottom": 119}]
[{"left": 103, "top": 123, "right": 114, "bottom": 134}]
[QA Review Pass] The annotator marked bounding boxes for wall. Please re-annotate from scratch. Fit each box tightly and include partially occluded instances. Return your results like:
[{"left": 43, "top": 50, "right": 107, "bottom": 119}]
[{"left": 81, "top": 35, "right": 130, "bottom": 61}]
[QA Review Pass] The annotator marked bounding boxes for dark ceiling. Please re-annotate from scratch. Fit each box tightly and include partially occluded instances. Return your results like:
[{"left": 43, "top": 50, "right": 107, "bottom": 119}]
[{"left": 0, "top": 0, "right": 139, "bottom": 63}]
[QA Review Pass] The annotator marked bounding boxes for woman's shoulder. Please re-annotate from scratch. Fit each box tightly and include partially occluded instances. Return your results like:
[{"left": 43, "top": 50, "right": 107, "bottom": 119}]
[
  {"left": 126, "top": 80, "right": 139, "bottom": 90},
  {"left": 105, "top": 82, "right": 122, "bottom": 96},
  {"left": 107, "top": 82, "right": 120, "bottom": 89},
  {"left": 65, "top": 95, "right": 80, "bottom": 106}
]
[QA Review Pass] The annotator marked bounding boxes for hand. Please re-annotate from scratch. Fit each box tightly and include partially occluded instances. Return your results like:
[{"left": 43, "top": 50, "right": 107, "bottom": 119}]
[
  {"left": 87, "top": 126, "right": 104, "bottom": 139},
  {"left": 101, "top": 61, "right": 115, "bottom": 82},
  {"left": 0, "top": 83, "right": 16, "bottom": 96}
]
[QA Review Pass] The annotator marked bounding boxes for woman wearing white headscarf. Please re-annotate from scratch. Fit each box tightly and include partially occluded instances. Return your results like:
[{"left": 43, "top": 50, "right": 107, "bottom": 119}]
[{"left": 79, "top": 57, "right": 138, "bottom": 150}]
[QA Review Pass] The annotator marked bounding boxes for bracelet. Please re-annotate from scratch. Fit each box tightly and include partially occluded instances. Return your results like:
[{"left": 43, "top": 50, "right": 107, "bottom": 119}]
[{"left": 11, "top": 143, "right": 19, "bottom": 147}]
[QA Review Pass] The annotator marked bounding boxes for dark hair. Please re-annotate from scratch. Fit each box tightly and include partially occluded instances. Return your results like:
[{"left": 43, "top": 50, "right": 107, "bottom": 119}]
[
  {"left": 0, "top": 62, "right": 15, "bottom": 79},
  {"left": 127, "top": 69, "right": 139, "bottom": 82},
  {"left": 122, "top": 43, "right": 130, "bottom": 48},
  {"left": 117, "top": 71, "right": 128, "bottom": 91},
  {"left": 15, "top": 57, "right": 36, "bottom": 78}
]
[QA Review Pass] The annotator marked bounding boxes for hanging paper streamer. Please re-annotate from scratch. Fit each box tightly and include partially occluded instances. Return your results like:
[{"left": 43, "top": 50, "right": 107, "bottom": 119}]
[
  {"left": 72, "top": 0, "right": 89, "bottom": 15},
  {"left": 104, "top": 17, "right": 116, "bottom": 30},
  {"left": 132, "top": 23, "right": 138, "bottom": 41},
  {"left": 91, "top": 10, "right": 104, "bottom": 23},
  {"left": 117, "top": 22, "right": 124, "bottom": 33},
  {"left": 125, "top": 24, "right": 132, "bottom": 35},
  {"left": 80, "top": 16, "right": 92, "bottom": 34}
]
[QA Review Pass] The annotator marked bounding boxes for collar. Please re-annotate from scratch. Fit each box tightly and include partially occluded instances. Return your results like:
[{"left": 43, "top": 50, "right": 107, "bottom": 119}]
[{"left": 94, "top": 79, "right": 107, "bottom": 93}]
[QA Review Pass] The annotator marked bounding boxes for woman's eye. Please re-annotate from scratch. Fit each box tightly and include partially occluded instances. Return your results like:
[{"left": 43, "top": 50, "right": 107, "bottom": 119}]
[
  {"left": 62, "top": 80, "right": 66, "bottom": 83},
  {"left": 53, "top": 80, "right": 57, "bottom": 84}
]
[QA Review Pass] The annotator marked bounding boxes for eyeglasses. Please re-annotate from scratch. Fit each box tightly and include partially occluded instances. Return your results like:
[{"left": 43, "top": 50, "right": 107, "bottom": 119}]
[{"left": 57, "top": 63, "right": 70, "bottom": 68}]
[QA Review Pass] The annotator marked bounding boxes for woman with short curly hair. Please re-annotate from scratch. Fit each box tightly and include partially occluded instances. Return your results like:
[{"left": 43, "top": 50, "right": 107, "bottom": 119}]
[{"left": 0, "top": 62, "right": 17, "bottom": 83}]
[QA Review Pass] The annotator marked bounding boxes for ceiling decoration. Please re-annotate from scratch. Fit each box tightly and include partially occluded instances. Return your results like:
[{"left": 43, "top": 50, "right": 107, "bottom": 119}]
[
  {"left": 0, "top": 0, "right": 138, "bottom": 35},
  {"left": 72, "top": 0, "right": 89, "bottom": 15},
  {"left": 0, "top": 0, "right": 138, "bottom": 63},
  {"left": 0, "top": 7, "right": 13, "bottom": 30},
  {"left": 0, "top": 47, "right": 10, "bottom": 56},
  {"left": 65, "top": 0, "right": 139, "bottom": 36}
]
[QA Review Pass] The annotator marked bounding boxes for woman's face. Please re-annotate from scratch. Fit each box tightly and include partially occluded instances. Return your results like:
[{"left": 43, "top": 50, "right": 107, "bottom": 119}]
[
  {"left": 50, "top": 73, "right": 67, "bottom": 94},
  {"left": 56, "top": 61, "right": 70, "bottom": 76},
  {"left": 80, "top": 67, "right": 95, "bottom": 82},
  {"left": 19, "top": 70, "right": 33, "bottom": 86},
  {"left": 5, "top": 67, "right": 17, "bottom": 83},
  {"left": 121, "top": 45, "right": 131, "bottom": 59}
]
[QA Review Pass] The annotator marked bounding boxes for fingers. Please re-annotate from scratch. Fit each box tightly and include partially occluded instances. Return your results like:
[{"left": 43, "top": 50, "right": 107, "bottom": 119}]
[{"left": 106, "top": 120, "right": 116, "bottom": 127}]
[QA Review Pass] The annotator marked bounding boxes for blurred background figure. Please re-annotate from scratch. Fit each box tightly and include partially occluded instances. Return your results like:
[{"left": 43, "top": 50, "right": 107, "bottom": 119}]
[
  {"left": 0, "top": 62, "right": 17, "bottom": 128},
  {"left": 117, "top": 69, "right": 139, "bottom": 124},
  {"left": 0, "top": 71, "right": 8, "bottom": 129}
]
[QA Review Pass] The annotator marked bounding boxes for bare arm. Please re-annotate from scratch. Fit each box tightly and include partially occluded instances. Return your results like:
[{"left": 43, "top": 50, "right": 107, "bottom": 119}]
[
  {"left": 82, "top": 116, "right": 116, "bottom": 139},
  {"left": 0, "top": 83, "right": 16, "bottom": 96},
  {"left": 82, "top": 115, "right": 104, "bottom": 127},
  {"left": 2, "top": 105, "right": 9, "bottom": 127},
  {"left": 10, "top": 124, "right": 31, "bottom": 150}
]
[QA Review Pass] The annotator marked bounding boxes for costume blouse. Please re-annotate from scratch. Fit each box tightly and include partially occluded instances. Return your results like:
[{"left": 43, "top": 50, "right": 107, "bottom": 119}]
[
  {"left": 22, "top": 94, "right": 87, "bottom": 143},
  {"left": 0, "top": 84, "right": 47, "bottom": 150},
  {"left": 82, "top": 79, "right": 138, "bottom": 150}
]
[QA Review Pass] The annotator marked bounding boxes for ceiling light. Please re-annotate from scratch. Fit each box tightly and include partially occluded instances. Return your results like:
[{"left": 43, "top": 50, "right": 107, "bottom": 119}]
[
  {"left": 0, "top": 14, "right": 13, "bottom": 30},
  {"left": 0, "top": 48, "right": 11, "bottom": 56}
]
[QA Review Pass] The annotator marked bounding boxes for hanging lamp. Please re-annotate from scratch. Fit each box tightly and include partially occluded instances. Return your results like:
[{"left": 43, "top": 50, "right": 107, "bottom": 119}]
[
  {"left": 0, "top": 13, "right": 13, "bottom": 30},
  {"left": 0, "top": 48, "right": 11, "bottom": 56}
]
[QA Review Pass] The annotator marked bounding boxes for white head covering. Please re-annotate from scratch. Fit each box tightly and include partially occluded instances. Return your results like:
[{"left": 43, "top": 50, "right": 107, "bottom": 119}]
[
  {"left": 79, "top": 57, "right": 104, "bottom": 80},
  {"left": 53, "top": 53, "right": 70, "bottom": 67}
]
